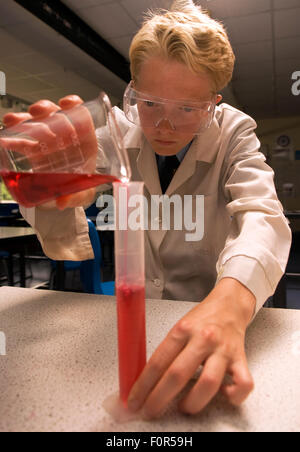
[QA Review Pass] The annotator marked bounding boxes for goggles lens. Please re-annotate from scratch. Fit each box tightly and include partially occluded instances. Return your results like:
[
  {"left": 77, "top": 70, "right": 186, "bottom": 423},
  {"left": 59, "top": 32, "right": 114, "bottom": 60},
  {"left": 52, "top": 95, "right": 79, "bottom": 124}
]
[{"left": 123, "top": 82, "right": 216, "bottom": 135}]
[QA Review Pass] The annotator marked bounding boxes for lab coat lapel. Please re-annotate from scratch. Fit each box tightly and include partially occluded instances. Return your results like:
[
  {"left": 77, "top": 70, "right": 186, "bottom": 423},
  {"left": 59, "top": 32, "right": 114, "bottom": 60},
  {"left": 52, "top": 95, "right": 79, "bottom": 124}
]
[
  {"left": 166, "top": 116, "right": 221, "bottom": 195},
  {"left": 135, "top": 137, "right": 177, "bottom": 250},
  {"left": 166, "top": 140, "right": 197, "bottom": 195},
  {"left": 123, "top": 124, "right": 160, "bottom": 193},
  {"left": 125, "top": 129, "right": 167, "bottom": 250},
  {"left": 136, "top": 137, "right": 162, "bottom": 195}
]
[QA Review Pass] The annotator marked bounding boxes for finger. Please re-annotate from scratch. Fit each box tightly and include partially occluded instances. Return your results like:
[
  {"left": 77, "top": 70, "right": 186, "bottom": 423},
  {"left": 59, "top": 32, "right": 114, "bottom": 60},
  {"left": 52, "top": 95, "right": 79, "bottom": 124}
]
[
  {"left": 221, "top": 359, "right": 254, "bottom": 406},
  {"left": 29, "top": 100, "right": 60, "bottom": 119},
  {"left": 141, "top": 339, "right": 211, "bottom": 418},
  {"left": 15, "top": 122, "right": 56, "bottom": 143},
  {"left": 56, "top": 194, "right": 78, "bottom": 210},
  {"left": 59, "top": 95, "right": 97, "bottom": 173},
  {"left": 3, "top": 112, "right": 33, "bottom": 128},
  {"left": 59, "top": 95, "right": 83, "bottom": 110},
  {"left": 37, "top": 200, "right": 58, "bottom": 210},
  {"left": 127, "top": 323, "right": 189, "bottom": 413},
  {"left": 0, "top": 137, "right": 39, "bottom": 155},
  {"left": 179, "top": 354, "right": 228, "bottom": 414}
]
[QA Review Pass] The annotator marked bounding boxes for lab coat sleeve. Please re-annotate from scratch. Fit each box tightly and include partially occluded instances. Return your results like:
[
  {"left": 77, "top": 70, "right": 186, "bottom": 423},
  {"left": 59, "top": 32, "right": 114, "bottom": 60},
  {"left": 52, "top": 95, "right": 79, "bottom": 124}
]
[
  {"left": 19, "top": 205, "right": 94, "bottom": 261},
  {"left": 216, "top": 114, "right": 292, "bottom": 317}
]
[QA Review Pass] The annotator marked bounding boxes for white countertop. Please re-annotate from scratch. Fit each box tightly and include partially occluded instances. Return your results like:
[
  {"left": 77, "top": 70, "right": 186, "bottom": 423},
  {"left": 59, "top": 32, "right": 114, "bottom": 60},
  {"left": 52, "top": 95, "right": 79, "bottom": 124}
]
[{"left": 0, "top": 286, "right": 299, "bottom": 432}]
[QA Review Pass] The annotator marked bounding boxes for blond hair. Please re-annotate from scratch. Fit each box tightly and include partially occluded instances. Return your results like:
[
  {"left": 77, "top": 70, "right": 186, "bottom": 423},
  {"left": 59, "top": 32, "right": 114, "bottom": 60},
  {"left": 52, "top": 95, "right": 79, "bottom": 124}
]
[{"left": 129, "top": 0, "right": 235, "bottom": 93}]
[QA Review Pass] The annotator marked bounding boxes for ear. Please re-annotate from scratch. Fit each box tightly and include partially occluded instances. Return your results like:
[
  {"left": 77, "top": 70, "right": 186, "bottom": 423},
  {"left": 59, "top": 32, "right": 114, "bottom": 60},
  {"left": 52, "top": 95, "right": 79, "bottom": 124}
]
[{"left": 216, "top": 94, "right": 222, "bottom": 104}]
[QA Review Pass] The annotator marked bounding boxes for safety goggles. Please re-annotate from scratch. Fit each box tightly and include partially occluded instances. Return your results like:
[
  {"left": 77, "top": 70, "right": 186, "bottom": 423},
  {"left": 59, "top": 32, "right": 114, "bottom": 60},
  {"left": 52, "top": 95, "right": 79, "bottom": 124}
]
[{"left": 123, "top": 82, "right": 217, "bottom": 135}]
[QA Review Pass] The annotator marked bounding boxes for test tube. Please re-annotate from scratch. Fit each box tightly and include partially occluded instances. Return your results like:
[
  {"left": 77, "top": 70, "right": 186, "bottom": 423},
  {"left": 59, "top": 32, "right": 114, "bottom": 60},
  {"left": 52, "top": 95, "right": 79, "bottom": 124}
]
[{"left": 113, "top": 181, "right": 146, "bottom": 406}]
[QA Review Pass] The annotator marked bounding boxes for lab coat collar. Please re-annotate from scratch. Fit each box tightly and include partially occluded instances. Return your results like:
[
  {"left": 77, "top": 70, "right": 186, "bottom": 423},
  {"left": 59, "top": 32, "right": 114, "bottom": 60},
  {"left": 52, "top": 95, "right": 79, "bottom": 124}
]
[
  {"left": 123, "top": 112, "right": 221, "bottom": 195},
  {"left": 194, "top": 114, "right": 221, "bottom": 164},
  {"left": 123, "top": 124, "right": 144, "bottom": 150}
]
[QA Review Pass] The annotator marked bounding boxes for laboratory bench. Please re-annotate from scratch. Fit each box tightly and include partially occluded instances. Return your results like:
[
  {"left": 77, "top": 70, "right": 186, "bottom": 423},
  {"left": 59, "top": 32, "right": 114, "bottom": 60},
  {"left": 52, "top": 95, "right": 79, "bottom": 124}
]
[{"left": 0, "top": 287, "right": 299, "bottom": 432}]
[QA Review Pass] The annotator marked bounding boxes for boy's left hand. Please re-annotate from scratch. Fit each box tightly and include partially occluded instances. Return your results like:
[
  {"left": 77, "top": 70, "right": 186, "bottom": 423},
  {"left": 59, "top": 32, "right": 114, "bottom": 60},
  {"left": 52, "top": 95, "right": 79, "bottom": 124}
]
[{"left": 128, "top": 277, "right": 256, "bottom": 418}]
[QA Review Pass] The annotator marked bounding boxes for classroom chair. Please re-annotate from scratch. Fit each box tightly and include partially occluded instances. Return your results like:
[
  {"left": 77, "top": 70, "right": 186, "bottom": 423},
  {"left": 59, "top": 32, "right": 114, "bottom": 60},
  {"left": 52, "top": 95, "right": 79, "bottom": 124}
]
[{"left": 49, "top": 219, "right": 115, "bottom": 295}]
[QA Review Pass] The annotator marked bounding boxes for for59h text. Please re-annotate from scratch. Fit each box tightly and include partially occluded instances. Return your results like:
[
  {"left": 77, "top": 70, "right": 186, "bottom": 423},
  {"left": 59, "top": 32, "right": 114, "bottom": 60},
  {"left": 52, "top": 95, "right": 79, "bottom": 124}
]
[{"left": 106, "top": 436, "right": 193, "bottom": 449}]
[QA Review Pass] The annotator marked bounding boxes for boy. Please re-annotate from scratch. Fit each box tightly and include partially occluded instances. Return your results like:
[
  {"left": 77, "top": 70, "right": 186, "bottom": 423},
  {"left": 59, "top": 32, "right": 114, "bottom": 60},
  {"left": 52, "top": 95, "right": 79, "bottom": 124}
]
[{"left": 4, "top": 0, "right": 291, "bottom": 417}]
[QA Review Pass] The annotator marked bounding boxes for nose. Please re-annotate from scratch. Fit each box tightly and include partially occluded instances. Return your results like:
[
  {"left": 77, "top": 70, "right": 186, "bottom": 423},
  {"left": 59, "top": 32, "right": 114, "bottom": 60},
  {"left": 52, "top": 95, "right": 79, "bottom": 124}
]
[{"left": 155, "top": 117, "right": 176, "bottom": 131}]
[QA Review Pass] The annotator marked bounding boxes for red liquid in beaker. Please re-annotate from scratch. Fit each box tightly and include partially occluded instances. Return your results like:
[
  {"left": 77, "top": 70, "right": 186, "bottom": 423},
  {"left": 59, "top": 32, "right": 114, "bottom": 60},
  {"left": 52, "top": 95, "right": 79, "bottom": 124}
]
[
  {"left": 0, "top": 171, "right": 119, "bottom": 207},
  {"left": 116, "top": 283, "right": 146, "bottom": 405}
]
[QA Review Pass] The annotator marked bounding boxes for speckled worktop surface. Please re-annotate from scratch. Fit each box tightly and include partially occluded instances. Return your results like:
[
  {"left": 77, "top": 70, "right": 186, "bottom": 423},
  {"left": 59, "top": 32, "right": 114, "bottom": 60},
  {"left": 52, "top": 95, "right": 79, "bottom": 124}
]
[{"left": 0, "top": 286, "right": 299, "bottom": 432}]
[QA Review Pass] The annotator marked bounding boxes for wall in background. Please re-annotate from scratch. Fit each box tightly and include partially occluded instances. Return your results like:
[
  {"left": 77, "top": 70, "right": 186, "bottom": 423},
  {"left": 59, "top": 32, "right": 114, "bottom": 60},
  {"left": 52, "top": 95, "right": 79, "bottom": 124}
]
[{"left": 256, "top": 115, "right": 300, "bottom": 202}]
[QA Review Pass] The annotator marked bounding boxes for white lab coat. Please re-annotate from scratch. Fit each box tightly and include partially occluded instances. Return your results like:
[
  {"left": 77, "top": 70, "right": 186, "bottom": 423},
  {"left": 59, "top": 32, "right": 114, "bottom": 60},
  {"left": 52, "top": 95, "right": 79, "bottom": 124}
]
[{"left": 20, "top": 103, "right": 292, "bottom": 316}]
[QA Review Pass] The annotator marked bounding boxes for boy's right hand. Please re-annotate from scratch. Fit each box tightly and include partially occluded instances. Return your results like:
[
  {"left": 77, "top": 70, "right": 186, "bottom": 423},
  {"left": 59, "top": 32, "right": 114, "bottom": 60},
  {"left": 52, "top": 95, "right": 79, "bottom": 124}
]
[{"left": 2, "top": 95, "right": 98, "bottom": 210}]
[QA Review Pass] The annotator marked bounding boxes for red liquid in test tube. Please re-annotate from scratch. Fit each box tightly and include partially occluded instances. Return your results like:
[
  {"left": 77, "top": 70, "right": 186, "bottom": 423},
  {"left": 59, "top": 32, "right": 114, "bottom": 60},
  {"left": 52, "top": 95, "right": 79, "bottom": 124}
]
[{"left": 116, "top": 283, "right": 146, "bottom": 404}]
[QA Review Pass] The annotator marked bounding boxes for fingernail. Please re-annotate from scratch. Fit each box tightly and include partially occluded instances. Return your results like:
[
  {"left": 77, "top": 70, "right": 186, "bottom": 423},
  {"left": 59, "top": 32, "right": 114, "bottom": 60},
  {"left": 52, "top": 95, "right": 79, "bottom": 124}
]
[
  {"left": 127, "top": 398, "right": 140, "bottom": 413},
  {"left": 29, "top": 104, "right": 44, "bottom": 116},
  {"left": 56, "top": 195, "right": 71, "bottom": 210},
  {"left": 140, "top": 407, "right": 163, "bottom": 421},
  {"left": 3, "top": 116, "right": 14, "bottom": 127},
  {"left": 140, "top": 408, "right": 152, "bottom": 421}
]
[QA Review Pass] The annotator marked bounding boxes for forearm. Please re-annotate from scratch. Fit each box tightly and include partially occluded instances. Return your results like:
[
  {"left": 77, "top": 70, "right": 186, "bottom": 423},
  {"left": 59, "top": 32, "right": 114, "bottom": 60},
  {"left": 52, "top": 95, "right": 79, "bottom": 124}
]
[
  {"left": 219, "top": 125, "right": 292, "bottom": 317},
  {"left": 20, "top": 204, "right": 94, "bottom": 261},
  {"left": 205, "top": 277, "right": 256, "bottom": 329}
]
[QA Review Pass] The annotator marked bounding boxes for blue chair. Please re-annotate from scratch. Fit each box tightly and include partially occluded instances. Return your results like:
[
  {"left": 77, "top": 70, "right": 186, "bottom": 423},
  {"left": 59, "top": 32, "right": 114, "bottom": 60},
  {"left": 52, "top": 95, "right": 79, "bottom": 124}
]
[{"left": 50, "top": 219, "right": 115, "bottom": 295}]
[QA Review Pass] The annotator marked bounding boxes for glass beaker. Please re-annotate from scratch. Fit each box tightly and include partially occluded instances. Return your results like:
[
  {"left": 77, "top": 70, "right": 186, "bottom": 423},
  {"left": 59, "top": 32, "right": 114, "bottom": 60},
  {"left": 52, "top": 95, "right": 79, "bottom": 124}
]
[{"left": 0, "top": 93, "right": 131, "bottom": 207}]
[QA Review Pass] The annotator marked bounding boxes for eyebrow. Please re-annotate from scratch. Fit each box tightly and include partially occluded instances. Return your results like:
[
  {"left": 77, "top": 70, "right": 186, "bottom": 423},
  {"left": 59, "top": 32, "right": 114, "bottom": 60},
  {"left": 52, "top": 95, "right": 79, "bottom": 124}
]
[{"left": 135, "top": 90, "right": 214, "bottom": 105}]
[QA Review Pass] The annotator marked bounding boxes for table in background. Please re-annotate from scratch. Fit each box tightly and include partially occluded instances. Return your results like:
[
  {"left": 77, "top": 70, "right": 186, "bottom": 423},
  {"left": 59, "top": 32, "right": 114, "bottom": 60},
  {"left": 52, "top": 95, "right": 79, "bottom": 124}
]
[
  {"left": 284, "top": 210, "right": 300, "bottom": 223},
  {"left": 284, "top": 208, "right": 300, "bottom": 233},
  {"left": 0, "top": 286, "right": 299, "bottom": 432},
  {"left": 272, "top": 215, "right": 300, "bottom": 308},
  {"left": 0, "top": 215, "right": 17, "bottom": 225},
  {"left": 0, "top": 227, "right": 36, "bottom": 287}
]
